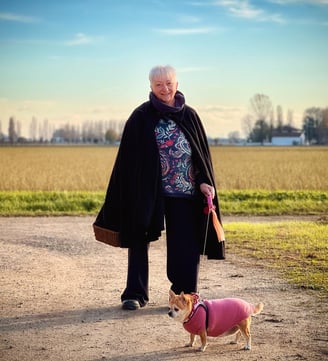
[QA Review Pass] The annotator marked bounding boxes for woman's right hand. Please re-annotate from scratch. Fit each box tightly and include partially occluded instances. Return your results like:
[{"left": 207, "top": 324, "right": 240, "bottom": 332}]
[{"left": 200, "top": 183, "right": 215, "bottom": 199}]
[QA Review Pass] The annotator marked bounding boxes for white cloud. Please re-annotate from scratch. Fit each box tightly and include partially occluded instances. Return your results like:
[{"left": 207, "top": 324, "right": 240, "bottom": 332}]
[
  {"left": 16, "top": 100, "right": 56, "bottom": 112},
  {"left": 155, "top": 27, "right": 215, "bottom": 35},
  {"left": 269, "top": 0, "right": 328, "bottom": 4},
  {"left": 64, "top": 33, "right": 101, "bottom": 46},
  {"left": 1, "top": 99, "right": 57, "bottom": 115},
  {"left": 196, "top": 104, "right": 247, "bottom": 137},
  {"left": 224, "top": 0, "right": 264, "bottom": 18},
  {"left": 0, "top": 12, "right": 40, "bottom": 23},
  {"left": 213, "top": 0, "right": 285, "bottom": 23}
]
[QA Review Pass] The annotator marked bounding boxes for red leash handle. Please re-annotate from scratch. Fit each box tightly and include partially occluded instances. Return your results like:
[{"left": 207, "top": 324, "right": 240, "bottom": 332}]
[
  {"left": 207, "top": 195, "right": 215, "bottom": 211},
  {"left": 203, "top": 195, "right": 215, "bottom": 215}
]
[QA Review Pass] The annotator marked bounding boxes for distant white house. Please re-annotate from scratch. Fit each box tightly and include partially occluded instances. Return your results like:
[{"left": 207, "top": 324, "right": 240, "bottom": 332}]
[{"left": 271, "top": 126, "right": 305, "bottom": 146}]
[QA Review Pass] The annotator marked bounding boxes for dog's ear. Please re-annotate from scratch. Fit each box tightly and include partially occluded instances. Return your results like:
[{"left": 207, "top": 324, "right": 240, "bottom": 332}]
[
  {"left": 180, "top": 292, "right": 188, "bottom": 304},
  {"left": 169, "top": 289, "right": 176, "bottom": 300}
]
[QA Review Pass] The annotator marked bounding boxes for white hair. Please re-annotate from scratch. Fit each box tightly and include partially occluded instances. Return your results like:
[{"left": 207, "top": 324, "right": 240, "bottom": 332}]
[{"left": 149, "top": 65, "right": 176, "bottom": 81}]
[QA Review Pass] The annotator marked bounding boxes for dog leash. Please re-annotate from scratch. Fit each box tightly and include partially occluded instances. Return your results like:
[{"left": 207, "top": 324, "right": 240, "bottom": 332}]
[
  {"left": 198, "top": 196, "right": 212, "bottom": 294},
  {"left": 201, "top": 195, "right": 213, "bottom": 258},
  {"left": 199, "top": 195, "right": 225, "bottom": 292}
]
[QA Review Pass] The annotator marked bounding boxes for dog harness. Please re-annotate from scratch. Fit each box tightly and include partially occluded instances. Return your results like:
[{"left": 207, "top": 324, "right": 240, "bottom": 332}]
[{"left": 183, "top": 297, "right": 256, "bottom": 337}]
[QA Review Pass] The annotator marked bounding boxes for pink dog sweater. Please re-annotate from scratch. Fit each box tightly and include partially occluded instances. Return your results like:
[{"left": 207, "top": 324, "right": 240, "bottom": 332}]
[{"left": 183, "top": 297, "right": 256, "bottom": 337}]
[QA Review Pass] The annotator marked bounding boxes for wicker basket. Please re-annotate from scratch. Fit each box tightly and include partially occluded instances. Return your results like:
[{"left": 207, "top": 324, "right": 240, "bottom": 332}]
[{"left": 93, "top": 224, "right": 121, "bottom": 247}]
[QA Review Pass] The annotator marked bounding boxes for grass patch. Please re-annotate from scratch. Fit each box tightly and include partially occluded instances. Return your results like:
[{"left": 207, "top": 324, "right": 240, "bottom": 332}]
[
  {"left": 220, "top": 190, "right": 328, "bottom": 215},
  {"left": 0, "top": 191, "right": 104, "bottom": 216},
  {"left": 0, "top": 190, "right": 327, "bottom": 216},
  {"left": 225, "top": 221, "right": 328, "bottom": 295}
]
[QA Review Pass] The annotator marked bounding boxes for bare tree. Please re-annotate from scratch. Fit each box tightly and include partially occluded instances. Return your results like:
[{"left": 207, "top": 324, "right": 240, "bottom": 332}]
[
  {"left": 30, "top": 116, "right": 38, "bottom": 142},
  {"left": 318, "top": 107, "right": 328, "bottom": 145},
  {"left": 16, "top": 120, "right": 21, "bottom": 139},
  {"left": 241, "top": 114, "right": 253, "bottom": 140},
  {"left": 0, "top": 120, "right": 4, "bottom": 143},
  {"left": 287, "top": 109, "right": 294, "bottom": 126},
  {"left": 228, "top": 130, "right": 240, "bottom": 144},
  {"left": 8, "top": 117, "right": 17, "bottom": 144},
  {"left": 250, "top": 94, "right": 273, "bottom": 123},
  {"left": 276, "top": 105, "right": 283, "bottom": 130},
  {"left": 302, "top": 107, "right": 323, "bottom": 144},
  {"left": 117, "top": 120, "right": 125, "bottom": 139},
  {"left": 269, "top": 109, "right": 274, "bottom": 140},
  {"left": 247, "top": 94, "right": 273, "bottom": 143},
  {"left": 43, "top": 118, "right": 50, "bottom": 141}
]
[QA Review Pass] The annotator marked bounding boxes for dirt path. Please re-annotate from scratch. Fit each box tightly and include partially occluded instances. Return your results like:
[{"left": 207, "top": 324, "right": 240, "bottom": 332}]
[{"left": 0, "top": 216, "right": 327, "bottom": 361}]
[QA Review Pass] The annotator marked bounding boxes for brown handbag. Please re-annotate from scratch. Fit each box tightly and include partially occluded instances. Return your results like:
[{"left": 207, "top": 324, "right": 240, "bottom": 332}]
[{"left": 93, "top": 224, "right": 121, "bottom": 247}]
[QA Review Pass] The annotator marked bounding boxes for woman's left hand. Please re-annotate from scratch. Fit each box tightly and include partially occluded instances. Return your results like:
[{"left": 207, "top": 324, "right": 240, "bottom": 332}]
[{"left": 200, "top": 183, "right": 215, "bottom": 199}]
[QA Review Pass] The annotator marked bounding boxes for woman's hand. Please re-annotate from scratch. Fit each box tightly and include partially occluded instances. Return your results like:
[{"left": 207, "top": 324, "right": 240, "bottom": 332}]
[{"left": 200, "top": 183, "right": 215, "bottom": 199}]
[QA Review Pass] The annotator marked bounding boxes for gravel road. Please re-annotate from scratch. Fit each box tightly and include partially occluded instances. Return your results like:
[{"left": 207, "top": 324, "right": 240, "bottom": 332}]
[{"left": 0, "top": 216, "right": 327, "bottom": 361}]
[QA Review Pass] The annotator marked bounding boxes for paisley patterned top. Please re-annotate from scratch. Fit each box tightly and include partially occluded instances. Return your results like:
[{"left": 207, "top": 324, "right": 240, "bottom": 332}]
[{"left": 155, "top": 118, "right": 195, "bottom": 197}]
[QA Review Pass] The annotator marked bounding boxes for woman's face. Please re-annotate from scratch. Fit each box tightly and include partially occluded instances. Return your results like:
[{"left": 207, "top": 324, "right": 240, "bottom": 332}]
[{"left": 150, "top": 74, "right": 178, "bottom": 106}]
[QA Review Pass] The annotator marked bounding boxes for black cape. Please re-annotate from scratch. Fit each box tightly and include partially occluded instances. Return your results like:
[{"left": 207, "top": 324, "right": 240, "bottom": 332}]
[{"left": 94, "top": 100, "right": 225, "bottom": 259}]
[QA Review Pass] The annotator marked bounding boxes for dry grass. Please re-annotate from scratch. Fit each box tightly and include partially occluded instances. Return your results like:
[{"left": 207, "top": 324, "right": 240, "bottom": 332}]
[
  {"left": 212, "top": 146, "right": 328, "bottom": 190},
  {"left": 0, "top": 145, "right": 327, "bottom": 191},
  {"left": 0, "top": 146, "right": 117, "bottom": 191},
  {"left": 226, "top": 221, "right": 328, "bottom": 294}
]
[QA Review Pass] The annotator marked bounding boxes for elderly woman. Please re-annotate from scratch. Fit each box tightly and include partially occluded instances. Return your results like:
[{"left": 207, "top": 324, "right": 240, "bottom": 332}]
[{"left": 94, "top": 65, "right": 224, "bottom": 310}]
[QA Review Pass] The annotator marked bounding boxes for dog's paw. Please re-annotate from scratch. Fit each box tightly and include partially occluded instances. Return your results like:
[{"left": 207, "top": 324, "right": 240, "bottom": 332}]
[
  {"left": 185, "top": 342, "right": 194, "bottom": 348},
  {"left": 199, "top": 344, "right": 208, "bottom": 352},
  {"left": 243, "top": 345, "right": 251, "bottom": 351}
]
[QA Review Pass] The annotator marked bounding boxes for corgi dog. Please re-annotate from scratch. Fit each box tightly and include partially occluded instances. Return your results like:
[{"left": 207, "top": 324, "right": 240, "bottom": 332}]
[{"left": 168, "top": 290, "right": 264, "bottom": 352}]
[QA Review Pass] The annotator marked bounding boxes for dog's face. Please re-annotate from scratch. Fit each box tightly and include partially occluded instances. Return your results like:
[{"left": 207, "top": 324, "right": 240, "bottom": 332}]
[{"left": 168, "top": 290, "right": 193, "bottom": 323}]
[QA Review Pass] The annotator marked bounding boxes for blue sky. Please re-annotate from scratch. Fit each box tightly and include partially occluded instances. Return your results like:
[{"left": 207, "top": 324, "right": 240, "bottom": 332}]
[{"left": 0, "top": 0, "right": 327, "bottom": 138}]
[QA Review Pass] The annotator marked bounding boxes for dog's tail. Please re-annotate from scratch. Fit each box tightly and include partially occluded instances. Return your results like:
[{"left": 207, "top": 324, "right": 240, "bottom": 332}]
[{"left": 252, "top": 302, "right": 264, "bottom": 315}]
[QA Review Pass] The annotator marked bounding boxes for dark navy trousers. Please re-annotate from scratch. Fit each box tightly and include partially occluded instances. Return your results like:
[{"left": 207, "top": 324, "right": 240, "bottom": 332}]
[{"left": 121, "top": 197, "right": 201, "bottom": 306}]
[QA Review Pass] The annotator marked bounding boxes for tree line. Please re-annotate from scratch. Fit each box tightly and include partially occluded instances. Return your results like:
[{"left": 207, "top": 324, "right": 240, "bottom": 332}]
[
  {"left": 1, "top": 94, "right": 327, "bottom": 145},
  {"left": 242, "top": 94, "right": 328, "bottom": 145},
  {"left": 1, "top": 118, "right": 125, "bottom": 144}
]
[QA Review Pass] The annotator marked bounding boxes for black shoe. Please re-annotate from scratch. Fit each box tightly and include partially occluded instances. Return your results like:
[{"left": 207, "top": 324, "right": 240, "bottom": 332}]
[{"left": 122, "top": 299, "right": 140, "bottom": 310}]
